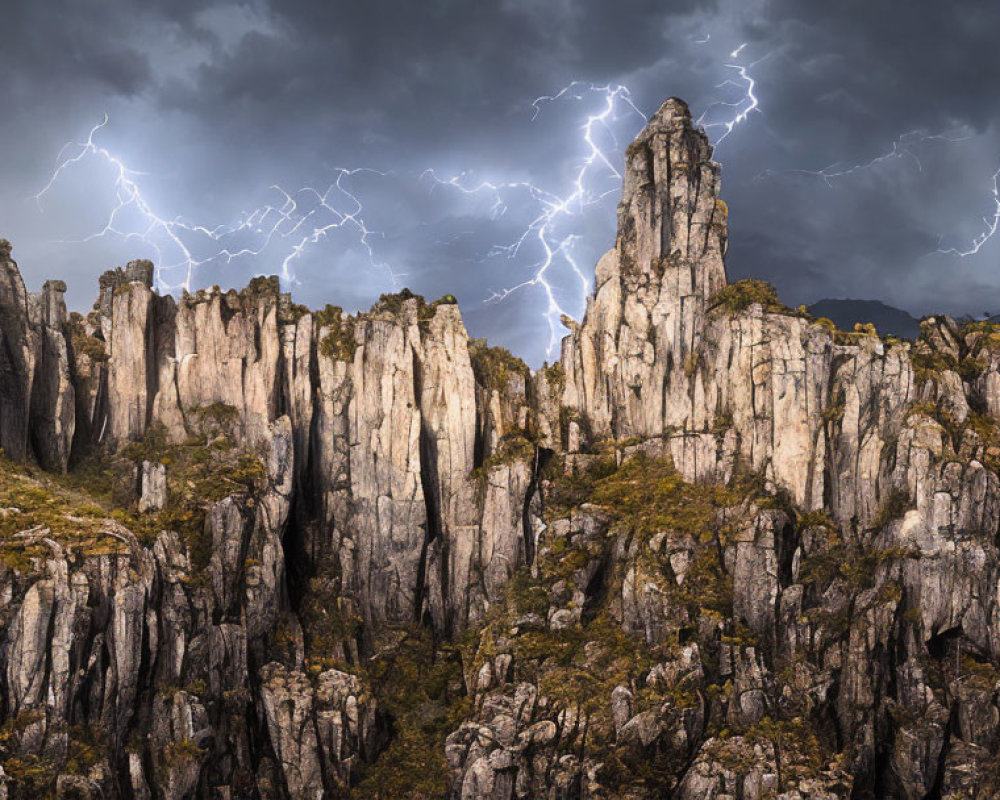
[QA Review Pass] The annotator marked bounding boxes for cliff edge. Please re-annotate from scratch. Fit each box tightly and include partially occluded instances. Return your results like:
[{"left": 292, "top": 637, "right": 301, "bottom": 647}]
[{"left": 0, "top": 100, "right": 997, "bottom": 798}]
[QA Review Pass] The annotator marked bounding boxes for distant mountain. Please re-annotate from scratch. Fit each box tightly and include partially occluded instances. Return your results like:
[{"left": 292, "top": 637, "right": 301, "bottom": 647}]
[{"left": 808, "top": 297, "right": 921, "bottom": 340}]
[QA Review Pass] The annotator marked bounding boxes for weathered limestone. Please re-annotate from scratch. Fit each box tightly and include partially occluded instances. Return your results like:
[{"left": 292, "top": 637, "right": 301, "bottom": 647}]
[
  {"left": 138, "top": 459, "right": 167, "bottom": 512},
  {"left": 560, "top": 98, "right": 728, "bottom": 446},
  {"left": 0, "top": 244, "right": 38, "bottom": 463},
  {"left": 0, "top": 246, "right": 75, "bottom": 470},
  {"left": 259, "top": 663, "right": 376, "bottom": 796},
  {"left": 4, "top": 93, "right": 1000, "bottom": 797}
]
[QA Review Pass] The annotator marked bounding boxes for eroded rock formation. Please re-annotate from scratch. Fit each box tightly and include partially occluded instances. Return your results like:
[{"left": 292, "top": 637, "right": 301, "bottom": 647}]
[{"left": 0, "top": 99, "right": 998, "bottom": 798}]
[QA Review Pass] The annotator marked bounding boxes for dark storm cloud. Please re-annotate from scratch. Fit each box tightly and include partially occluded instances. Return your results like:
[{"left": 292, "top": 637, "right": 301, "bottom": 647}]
[
  {"left": 2, "top": 0, "right": 1000, "bottom": 364},
  {"left": 710, "top": 0, "right": 1000, "bottom": 317},
  {"left": 156, "top": 0, "right": 709, "bottom": 160}
]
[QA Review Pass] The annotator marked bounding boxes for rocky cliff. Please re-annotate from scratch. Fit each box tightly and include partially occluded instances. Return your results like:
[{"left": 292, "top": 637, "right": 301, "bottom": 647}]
[{"left": 0, "top": 99, "right": 999, "bottom": 798}]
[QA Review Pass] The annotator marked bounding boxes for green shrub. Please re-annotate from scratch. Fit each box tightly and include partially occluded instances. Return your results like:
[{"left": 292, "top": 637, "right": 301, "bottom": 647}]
[
  {"left": 590, "top": 452, "right": 738, "bottom": 539},
  {"left": 241, "top": 275, "right": 280, "bottom": 301},
  {"left": 318, "top": 307, "right": 358, "bottom": 361},
  {"left": 164, "top": 738, "right": 203, "bottom": 766},
  {"left": 194, "top": 402, "right": 239, "bottom": 428},
  {"left": 541, "top": 361, "right": 565, "bottom": 391},
  {"left": 909, "top": 348, "right": 958, "bottom": 382},
  {"left": 468, "top": 339, "right": 530, "bottom": 391},
  {"left": 353, "top": 629, "right": 469, "bottom": 799},
  {"left": 374, "top": 287, "right": 421, "bottom": 315},
  {"left": 71, "top": 333, "right": 108, "bottom": 363},
  {"left": 711, "top": 279, "right": 787, "bottom": 314}
]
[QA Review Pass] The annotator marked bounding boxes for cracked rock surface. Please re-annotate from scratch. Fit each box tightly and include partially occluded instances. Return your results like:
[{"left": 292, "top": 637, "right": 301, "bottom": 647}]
[{"left": 0, "top": 101, "right": 999, "bottom": 797}]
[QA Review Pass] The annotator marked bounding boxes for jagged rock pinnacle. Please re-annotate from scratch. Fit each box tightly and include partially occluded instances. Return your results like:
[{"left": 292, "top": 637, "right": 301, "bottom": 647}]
[
  {"left": 0, "top": 95, "right": 999, "bottom": 798},
  {"left": 560, "top": 96, "right": 728, "bottom": 452},
  {"left": 636, "top": 97, "right": 698, "bottom": 140},
  {"left": 616, "top": 94, "right": 725, "bottom": 290}
]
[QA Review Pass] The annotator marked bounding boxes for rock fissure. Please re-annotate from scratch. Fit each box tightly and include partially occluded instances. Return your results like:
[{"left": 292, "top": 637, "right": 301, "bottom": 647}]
[{"left": 0, "top": 100, "right": 997, "bottom": 797}]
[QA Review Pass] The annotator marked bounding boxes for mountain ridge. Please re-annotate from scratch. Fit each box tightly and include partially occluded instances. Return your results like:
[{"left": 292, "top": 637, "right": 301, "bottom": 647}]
[
  {"left": 808, "top": 297, "right": 921, "bottom": 340},
  {"left": 0, "top": 97, "right": 999, "bottom": 798}
]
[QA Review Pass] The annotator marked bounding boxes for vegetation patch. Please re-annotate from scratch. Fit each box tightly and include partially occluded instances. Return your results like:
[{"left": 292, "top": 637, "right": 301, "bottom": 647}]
[
  {"left": 468, "top": 338, "right": 530, "bottom": 392},
  {"left": 67, "top": 312, "right": 108, "bottom": 363},
  {"left": 0, "top": 454, "right": 124, "bottom": 573},
  {"left": 240, "top": 275, "right": 281, "bottom": 302},
  {"left": 910, "top": 347, "right": 959, "bottom": 382},
  {"left": 711, "top": 279, "right": 789, "bottom": 315},
  {"left": 118, "top": 422, "right": 266, "bottom": 570},
  {"left": 317, "top": 305, "right": 358, "bottom": 361},
  {"left": 353, "top": 628, "right": 469, "bottom": 799},
  {"left": 299, "top": 555, "right": 364, "bottom": 668},
  {"left": 163, "top": 738, "right": 204, "bottom": 767},
  {"left": 193, "top": 402, "right": 240, "bottom": 430},
  {"left": 540, "top": 360, "right": 565, "bottom": 391},
  {"left": 590, "top": 451, "right": 740, "bottom": 540},
  {"left": 542, "top": 452, "right": 618, "bottom": 519}
]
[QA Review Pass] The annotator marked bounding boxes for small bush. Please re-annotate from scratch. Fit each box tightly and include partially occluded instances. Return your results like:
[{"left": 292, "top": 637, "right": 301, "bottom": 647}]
[
  {"left": 870, "top": 489, "right": 912, "bottom": 532},
  {"left": 541, "top": 361, "right": 565, "bottom": 391},
  {"left": 711, "top": 279, "right": 787, "bottom": 314},
  {"left": 195, "top": 402, "right": 240, "bottom": 428},
  {"left": 468, "top": 339, "right": 530, "bottom": 392},
  {"left": 318, "top": 307, "right": 358, "bottom": 362},
  {"left": 910, "top": 348, "right": 958, "bottom": 382},
  {"left": 374, "top": 287, "right": 421, "bottom": 315},
  {"left": 353, "top": 629, "right": 468, "bottom": 799}
]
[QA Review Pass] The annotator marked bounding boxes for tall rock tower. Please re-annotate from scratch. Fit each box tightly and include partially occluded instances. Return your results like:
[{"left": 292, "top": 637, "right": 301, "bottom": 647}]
[
  {"left": 560, "top": 98, "right": 833, "bottom": 509},
  {"left": 561, "top": 98, "right": 730, "bottom": 444},
  {"left": 617, "top": 97, "right": 728, "bottom": 291},
  {"left": 0, "top": 242, "right": 75, "bottom": 471}
]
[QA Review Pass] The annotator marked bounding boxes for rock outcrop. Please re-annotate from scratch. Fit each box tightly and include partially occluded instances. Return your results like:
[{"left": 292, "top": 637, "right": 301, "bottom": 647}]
[
  {"left": 0, "top": 98, "right": 1000, "bottom": 797},
  {"left": 0, "top": 242, "right": 75, "bottom": 472}
]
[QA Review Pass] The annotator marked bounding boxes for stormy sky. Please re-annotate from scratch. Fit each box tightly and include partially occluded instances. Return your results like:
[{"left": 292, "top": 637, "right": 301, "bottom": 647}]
[{"left": 2, "top": 0, "right": 998, "bottom": 364}]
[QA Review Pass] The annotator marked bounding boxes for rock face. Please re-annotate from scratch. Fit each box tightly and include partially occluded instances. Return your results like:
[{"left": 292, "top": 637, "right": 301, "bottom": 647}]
[
  {"left": 0, "top": 254, "right": 543, "bottom": 795},
  {"left": 78, "top": 277, "right": 537, "bottom": 644},
  {"left": 0, "top": 244, "right": 75, "bottom": 471},
  {"left": 446, "top": 99, "right": 1000, "bottom": 797},
  {"left": 1, "top": 98, "right": 1000, "bottom": 797}
]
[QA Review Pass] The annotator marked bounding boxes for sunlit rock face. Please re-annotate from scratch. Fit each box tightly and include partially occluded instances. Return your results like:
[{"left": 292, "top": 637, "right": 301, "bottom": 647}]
[
  {"left": 0, "top": 99, "right": 999, "bottom": 798},
  {"left": 87, "top": 275, "right": 539, "bottom": 642}
]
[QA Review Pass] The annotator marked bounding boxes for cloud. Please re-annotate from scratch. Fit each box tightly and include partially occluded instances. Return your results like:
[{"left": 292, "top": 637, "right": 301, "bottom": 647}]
[{"left": 1, "top": 0, "right": 999, "bottom": 364}]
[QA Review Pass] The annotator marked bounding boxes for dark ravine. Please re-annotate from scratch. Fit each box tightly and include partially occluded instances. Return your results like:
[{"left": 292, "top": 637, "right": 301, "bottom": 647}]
[{"left": 1, "top": 99, "right": 1000, "bottom": 798}]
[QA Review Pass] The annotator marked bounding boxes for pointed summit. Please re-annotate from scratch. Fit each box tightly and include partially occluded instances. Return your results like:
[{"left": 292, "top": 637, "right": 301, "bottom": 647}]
[
  {"left": 617, "top": 96, "right": 726, "bottom": 296},
  {"left": 638, "top": 97, "right": 697, "bottom": 139},
  {"left": 559, "top": 97, "right": 731, "bottom": 450}
]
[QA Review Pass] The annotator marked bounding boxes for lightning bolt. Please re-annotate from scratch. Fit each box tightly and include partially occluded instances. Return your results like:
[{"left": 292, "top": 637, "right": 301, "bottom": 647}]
[
  {"left": 269, "top": 171, "right": 400, "bottom": 287},
  {"left": 936, "top": 165, "right": 1000, "bottom": 257},
  {"left": 754, "top": 124, "right": 999, "bottom": 259},
  {"left": 35, "top": 93, "right": 645, "bottom": 354},
  {"left": 696, "top": 43, "right": 767, "bottom": 147},
  {"left": 35, "top": 114, "right": 202, "bottom": 292},
  {"left": 35, "top": 116, "right": 399, "bottom": 293},
  {"left": 422, "top": 82, "right": 646, "bottom": 357},
  {"left": 421, "top": 60, "right": 759, "bottom": 358},
  {"left": 755, "top": 128, "right": 974, "bottom": 186},
  {"left": 34, "top": 47, "right": 762, "bottom": 355}
]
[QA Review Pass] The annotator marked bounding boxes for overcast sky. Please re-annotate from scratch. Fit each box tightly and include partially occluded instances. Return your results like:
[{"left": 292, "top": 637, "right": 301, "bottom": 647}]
[{"left": 2, "top": 0, "right": 999, "bottom": 364}]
